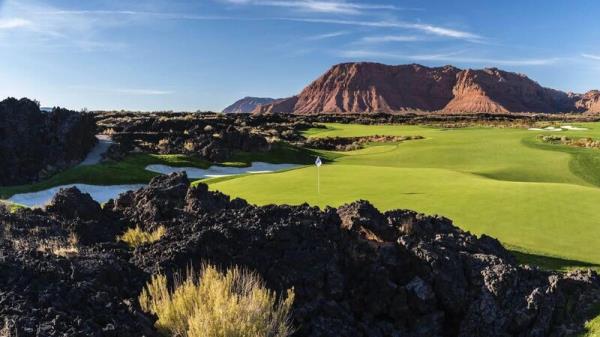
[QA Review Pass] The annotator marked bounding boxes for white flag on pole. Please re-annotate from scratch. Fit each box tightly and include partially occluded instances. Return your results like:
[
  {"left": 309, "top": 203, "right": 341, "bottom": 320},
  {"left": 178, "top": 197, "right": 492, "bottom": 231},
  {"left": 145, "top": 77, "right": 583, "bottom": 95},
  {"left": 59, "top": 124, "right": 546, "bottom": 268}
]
[{"left": 315, "top": 156, "right": 322, "bottom": 194}]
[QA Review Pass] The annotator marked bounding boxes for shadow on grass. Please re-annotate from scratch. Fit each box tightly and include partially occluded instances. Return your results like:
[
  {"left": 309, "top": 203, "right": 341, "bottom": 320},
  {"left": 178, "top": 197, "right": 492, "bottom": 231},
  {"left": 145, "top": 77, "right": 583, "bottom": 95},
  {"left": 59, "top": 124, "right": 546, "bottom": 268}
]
[
  {"left": 510, "top": 249, "right": 600, "bottom": 272},
  {"left": 511, "top": 249, "right": 600, "bottom": 337}
]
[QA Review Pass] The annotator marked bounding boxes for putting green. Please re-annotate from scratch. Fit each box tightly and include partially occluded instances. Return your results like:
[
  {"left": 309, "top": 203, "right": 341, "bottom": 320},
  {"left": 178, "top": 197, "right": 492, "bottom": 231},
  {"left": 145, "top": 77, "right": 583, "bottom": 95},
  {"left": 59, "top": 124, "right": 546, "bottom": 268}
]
[{"left": 208, "top": 123, "right": 600, "bottom": 266}]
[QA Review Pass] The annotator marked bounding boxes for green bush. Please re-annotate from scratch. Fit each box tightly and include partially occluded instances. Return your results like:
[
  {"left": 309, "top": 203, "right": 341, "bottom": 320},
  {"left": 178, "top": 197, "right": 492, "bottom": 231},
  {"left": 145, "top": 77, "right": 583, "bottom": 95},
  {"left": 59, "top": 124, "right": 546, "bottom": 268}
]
[{"left": 139, "top": 264, "right": 295, "bottom": 337}]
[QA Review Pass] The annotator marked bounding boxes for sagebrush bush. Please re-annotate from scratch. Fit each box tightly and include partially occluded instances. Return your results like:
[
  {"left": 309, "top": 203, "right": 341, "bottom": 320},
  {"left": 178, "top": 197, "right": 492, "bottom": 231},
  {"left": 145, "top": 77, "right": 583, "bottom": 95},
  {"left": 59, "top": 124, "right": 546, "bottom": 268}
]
[
  {"left": 120, "top": 226, "right": 166, "bottom": 247},
  {"left": 139, "top": 264, "right": 295, "bottom": 337}
]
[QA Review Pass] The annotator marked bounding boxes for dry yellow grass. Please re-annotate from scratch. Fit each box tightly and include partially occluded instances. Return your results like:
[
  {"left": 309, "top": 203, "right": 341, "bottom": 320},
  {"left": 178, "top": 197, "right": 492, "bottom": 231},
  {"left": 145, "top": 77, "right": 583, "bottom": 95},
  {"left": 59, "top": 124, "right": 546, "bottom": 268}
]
[
  {"left": 139, "top": 264, "right": 295, "bottom": 337},
  {"left": 36, "top": 233, "right": 79, "bottom": 257},
  {"left": 120, "top": 226, "right": 166, "bottom": 247}
]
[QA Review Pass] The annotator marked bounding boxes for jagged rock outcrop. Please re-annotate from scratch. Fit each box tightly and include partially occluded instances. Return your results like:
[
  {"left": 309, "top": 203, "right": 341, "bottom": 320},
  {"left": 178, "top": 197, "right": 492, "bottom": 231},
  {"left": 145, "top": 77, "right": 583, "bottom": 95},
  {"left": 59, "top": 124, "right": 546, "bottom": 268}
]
[
  {"left": 0, "top": 204, "right": 156, "bottom": 336},
  {"left": 0, "top": 97, "right": 96, "bottom": 185},
  {"left": 114, "top": 174, "right": 600, "bottom": 337},
  {"left": 223, "top": 96, "right": 277, "bottom": 113},
  {"left": 254, "top": 62, "right": 599, "bottom": 114},
  {"left": 97, "top": 112, "right": 273, "bottom": 162},
  {"left": 1, "top": 174, "right": 599, "bottom": 336}
]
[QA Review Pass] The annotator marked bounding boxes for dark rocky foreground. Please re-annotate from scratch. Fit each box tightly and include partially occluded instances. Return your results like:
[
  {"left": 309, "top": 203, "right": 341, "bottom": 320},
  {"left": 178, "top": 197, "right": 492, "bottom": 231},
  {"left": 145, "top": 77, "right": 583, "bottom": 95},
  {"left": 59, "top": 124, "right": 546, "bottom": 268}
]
[
  {"left": 1, "top": 173, "right": 599, "bottom": 337},
  {"left": 0, "top": 98, "right": 96, "bottom": 185}
]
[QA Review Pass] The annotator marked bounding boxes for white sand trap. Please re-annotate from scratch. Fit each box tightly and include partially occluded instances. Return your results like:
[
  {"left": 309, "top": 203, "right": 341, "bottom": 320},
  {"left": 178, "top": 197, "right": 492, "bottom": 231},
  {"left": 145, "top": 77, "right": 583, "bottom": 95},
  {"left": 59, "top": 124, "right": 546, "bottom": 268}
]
[
  {"left": 528, "top": 126, "right": 589, "bottom": 131},
  {"left": 145, "top": 162, "right": 299, "bottom": 179},
  {"left": 8, "top": 184, "right": 146, "bottom": 208},
  {"left": 79, "top": 135, "right": 114, "bottom": 166},
  {"left": 561, "top": 125, "right": 589, "bottom": 131}
]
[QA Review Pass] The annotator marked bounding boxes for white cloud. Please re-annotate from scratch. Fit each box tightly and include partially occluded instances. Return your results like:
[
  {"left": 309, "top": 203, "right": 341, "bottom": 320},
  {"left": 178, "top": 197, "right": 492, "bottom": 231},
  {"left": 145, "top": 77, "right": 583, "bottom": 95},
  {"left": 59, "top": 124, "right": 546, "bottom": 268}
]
[
  {"left": 306, "top": 30, "right": 348, "bottom": 40},
  {"left": 283, "top": 18, "right": 482, "bottom": 41},
  {"left": 360, "top": 35, "right": 420, "bottom": 43},
  {"left": 0, "top": 18, "right": 32, "bottom": 29},
  {"left": 221, "top": 0, "right": 398, "bottom": 15},
  {"left": 338, "top": 49, "right": 559, "bottom": 66},
  {"left": 582, "top": 53, "right": 600, "bottom": 61}
]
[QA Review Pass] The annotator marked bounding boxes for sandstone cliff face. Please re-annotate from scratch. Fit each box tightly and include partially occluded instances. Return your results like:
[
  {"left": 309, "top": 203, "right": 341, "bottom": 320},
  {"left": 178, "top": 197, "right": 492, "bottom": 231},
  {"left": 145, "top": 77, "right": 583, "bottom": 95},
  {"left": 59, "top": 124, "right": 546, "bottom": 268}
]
[
  {"left": 255, "top": 63, "right": 460, "bottom": 114},
  {"left": 254, "top": 62, "right": 597, "bottom": 114},
  {"left": 574, "top": 90, "right": 600, "bottom": 113},
  {"left": 222, "top": 96, "right": 276, "bottom": 114},
  {"left": 444, "top": 68, "right": 573, "bottom": 113}
]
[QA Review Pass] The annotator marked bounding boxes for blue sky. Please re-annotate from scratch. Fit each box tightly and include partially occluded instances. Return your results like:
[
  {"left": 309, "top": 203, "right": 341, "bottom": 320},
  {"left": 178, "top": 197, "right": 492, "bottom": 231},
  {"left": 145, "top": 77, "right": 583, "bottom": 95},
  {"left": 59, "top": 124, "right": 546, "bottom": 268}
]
[{"left": 1, "top": 0, "right": 600, "bottom": 111}]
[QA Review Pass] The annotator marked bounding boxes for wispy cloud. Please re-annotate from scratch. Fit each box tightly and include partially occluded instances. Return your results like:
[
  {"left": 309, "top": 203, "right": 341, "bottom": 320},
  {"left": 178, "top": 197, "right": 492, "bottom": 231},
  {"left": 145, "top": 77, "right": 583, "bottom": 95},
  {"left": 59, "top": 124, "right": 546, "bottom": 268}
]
[
  {"left": 360, "top": 35, "right": 420, "bottom": 43},
  {"left": 306, "top": 30, "right": 348, "bottom": 40},
  {"left": 282, "top": 18, "right": 482, "bottom": 41},
  {"left": 338, "top": 49, "right": 559, "bottom": 66},
  {"left": 582, "top": 53, "right": 600, "bottom": 61},
  {"left": 221, "top": 0, "right": 398, "bottom": 15}
]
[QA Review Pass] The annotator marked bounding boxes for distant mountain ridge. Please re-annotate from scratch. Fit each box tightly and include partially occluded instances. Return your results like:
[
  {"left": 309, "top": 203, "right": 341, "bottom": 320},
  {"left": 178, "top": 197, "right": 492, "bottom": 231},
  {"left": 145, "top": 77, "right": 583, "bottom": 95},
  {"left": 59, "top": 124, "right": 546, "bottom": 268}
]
[
  {"left": 253, "top": 62, "right": 600, "bottom": 114},
  {"left": 223, "top": 96, "right": 276, "bottom": 114}
]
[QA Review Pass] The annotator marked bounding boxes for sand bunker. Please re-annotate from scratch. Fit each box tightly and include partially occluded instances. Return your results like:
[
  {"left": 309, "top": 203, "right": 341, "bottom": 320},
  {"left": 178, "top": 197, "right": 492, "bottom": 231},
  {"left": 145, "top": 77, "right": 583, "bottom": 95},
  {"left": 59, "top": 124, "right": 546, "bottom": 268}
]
[
  {"left": 561, "top": 125, "right": 589, "bottom": 131},
  {"left": 528, "top": 125, "right": 588, "bottom": 131},
  {"left": 145, "top": 162, "right": 300, "bottom": 179},
  {"left": 5, "top": 162, "right": 299, "bottom": 208},
  {"left": 8, "top": 184, "right": 146, "bottom": 208}
]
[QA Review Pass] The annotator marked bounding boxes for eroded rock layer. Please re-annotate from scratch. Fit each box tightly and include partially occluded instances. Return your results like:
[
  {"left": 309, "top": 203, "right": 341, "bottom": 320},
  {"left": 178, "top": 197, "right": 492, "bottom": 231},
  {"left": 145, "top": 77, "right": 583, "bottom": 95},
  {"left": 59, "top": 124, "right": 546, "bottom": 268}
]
[{"left": 254, "top": 63, "right": 599, "bottom": 114}]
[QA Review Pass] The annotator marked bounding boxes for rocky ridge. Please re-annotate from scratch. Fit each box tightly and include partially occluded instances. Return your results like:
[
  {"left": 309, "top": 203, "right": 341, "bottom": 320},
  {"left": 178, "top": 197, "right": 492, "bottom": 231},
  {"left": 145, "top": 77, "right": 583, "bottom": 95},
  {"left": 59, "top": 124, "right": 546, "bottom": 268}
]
[
  {"left": 222, "top": 96, "right": 277, "bottom": 114},
  {"left": 254, "top": 63, "right": 600, "bottom": 114},
  {"left": 1, "top": 173, "right": 598, "bottom": 336}
]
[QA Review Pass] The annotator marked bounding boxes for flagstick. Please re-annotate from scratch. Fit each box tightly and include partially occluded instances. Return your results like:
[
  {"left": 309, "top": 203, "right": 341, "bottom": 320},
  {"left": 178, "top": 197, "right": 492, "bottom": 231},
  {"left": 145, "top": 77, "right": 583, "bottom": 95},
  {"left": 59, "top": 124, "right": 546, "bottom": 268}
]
[{"left": 317, "top": 165, "right": 320, "bottom": 194}]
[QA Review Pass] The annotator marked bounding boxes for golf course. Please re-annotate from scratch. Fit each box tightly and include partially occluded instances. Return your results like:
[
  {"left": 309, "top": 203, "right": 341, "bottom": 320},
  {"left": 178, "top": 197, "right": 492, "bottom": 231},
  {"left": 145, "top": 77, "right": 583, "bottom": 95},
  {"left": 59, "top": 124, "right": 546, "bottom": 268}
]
[
  {"left": 207, "top": 122, "right": 600, "bottom": 269},
  {"left": 3, "top": 122, "right": 600, "bottom": 270}
]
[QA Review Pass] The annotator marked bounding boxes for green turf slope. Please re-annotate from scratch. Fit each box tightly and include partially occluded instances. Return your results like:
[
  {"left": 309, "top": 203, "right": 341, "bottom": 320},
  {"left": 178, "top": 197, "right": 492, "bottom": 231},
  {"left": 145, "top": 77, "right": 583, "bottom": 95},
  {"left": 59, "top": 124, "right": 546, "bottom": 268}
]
[{"left": 209, "top": 122, "right": 600, "bottom": 266}]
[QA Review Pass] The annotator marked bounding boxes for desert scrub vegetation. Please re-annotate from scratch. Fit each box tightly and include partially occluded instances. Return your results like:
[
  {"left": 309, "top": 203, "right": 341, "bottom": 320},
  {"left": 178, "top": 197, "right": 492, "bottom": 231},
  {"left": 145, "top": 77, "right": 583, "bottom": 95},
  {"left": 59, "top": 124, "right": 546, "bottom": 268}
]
[
  {"left": 139, "top": 264, "right": 295, "bottom": 337},
  {"left": 119, "top": 226, "right": 166, "bottom": 247},
  {"left": 539, "top": 135, "right": 600, "bottom": 149},
  {"left": 36, "top": 233, "right": 79, "bottom": 257},
  {"left": 304, "top": 135, "right": 424, "bottom": 151}
]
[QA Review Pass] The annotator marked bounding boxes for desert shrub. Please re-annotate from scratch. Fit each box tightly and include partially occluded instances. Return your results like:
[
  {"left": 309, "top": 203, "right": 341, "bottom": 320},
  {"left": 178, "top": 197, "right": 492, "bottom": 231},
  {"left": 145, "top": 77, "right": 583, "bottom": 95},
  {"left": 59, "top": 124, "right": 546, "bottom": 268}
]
[
  {"left": 539, "top": 135, "right": 600, "bottom": 149},
  {"left": 139, "top": 264, "right": 295, "bottom": 337},
  {"left": 120, "top": 226, "right": 166, "bottom": 247},
  {"left": 36, "top": 233, "right": 79, "bottom": 257}
]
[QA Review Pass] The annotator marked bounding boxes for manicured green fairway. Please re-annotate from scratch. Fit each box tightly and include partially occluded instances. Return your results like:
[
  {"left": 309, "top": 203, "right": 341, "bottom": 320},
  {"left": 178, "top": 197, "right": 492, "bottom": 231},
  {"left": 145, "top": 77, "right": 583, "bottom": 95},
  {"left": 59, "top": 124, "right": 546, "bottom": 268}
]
[{"left": 208, "top": 123, "right": 600, "bottom": 267}]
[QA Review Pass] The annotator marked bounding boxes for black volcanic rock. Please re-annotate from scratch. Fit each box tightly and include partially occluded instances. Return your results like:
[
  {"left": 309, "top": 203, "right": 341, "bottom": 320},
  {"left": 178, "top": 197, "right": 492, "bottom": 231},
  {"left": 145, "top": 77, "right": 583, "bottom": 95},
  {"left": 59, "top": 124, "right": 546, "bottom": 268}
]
[
  {"left": 223, "top": 96, "right": 277, "bottom": 113},
  {"left": 1, "top": 174, "right": 598, "bottom": 336},
  {"left": 0, "top": 206, "right": 156, "bottom": 337},
  {"left": 0, "top": 97, "right": 96, "bottom": 185},
  {"left": 97, "top": 112, "right": 272, "bottom": 162},
  {"left": 124, "top": 174, "right": 600, "bottom": 337}
]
